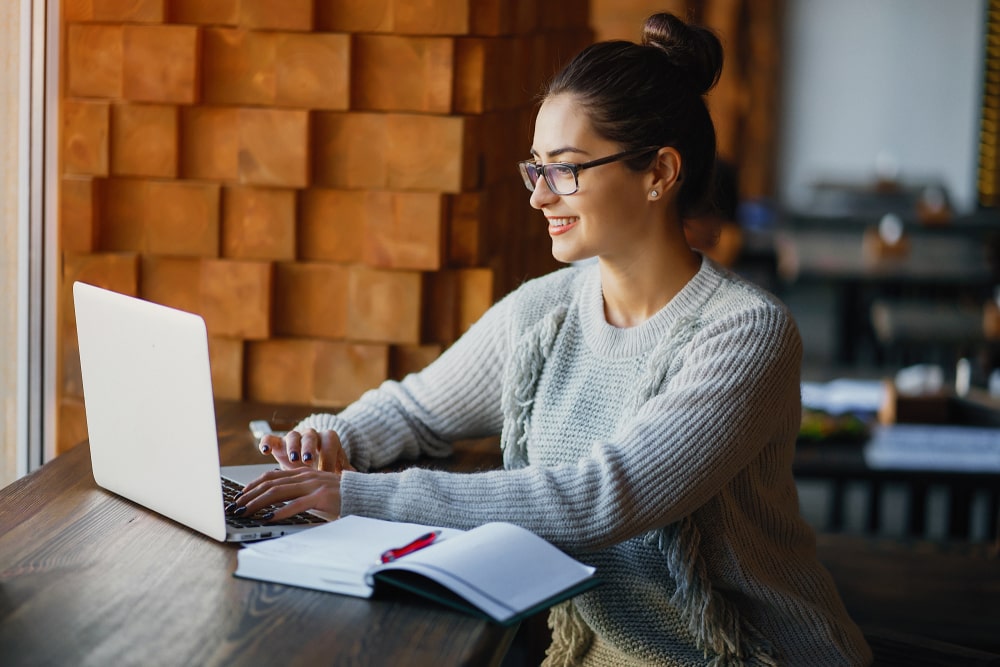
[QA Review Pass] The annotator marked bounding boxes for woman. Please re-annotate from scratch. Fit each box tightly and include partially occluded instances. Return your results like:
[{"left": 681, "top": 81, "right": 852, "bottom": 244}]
[{"left": 235, "top": 12, "right": 872, "bottom": 666}]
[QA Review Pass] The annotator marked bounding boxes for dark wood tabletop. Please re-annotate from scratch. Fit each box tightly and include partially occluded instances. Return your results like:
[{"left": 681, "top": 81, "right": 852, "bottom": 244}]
[
  {"left": 4, "top": 400, "right": 1000, "bottom": 665},
  {"left": 0, "top": 401, "right": 515, "bottom": 667},
  {"left": 816, "top": 533, "right": 1000, "bottom": 655}
]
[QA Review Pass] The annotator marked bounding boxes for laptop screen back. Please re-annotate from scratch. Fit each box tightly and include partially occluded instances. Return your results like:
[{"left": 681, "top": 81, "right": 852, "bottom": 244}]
[{"left": 73, "top": 282, "right": 228, "bottom": 541}]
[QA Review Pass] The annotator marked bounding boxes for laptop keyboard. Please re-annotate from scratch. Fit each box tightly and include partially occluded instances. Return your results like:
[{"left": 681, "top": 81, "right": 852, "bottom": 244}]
[{"left": 221, "top": 476, "right": 326, "bottom": 529}]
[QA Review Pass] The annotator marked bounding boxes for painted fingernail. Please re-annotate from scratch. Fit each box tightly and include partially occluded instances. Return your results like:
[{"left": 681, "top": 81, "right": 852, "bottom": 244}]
[
  {"left": 224, "top": 502, "right": 237, "bottom": 513},
  {"left": 302, "top": 452, "right": 313, "bottom": 462},
  {"left": 261, "top": 512, "right": 275, "bottom": 521},
  {"left": 233, "top": 506, "right": 247, "bottom": 516},
  {"left": 289, "top": 452, "right": 299, "bottom": 462},
  {"left": 261, "top": 444, "right": 270, "bottom": 454}
]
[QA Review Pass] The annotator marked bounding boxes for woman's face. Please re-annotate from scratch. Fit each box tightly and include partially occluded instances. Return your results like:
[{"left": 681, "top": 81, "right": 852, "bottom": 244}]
[{"left": 528, "top": 93, "right": 655, "bottom": 265}]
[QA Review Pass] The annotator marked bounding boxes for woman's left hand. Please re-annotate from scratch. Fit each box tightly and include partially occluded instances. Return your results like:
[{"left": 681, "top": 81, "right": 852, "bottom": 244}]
[
  {"left": 233, "top": 467, "right": 344, "bottom": 521},
  {"left": 258, "top": 428, "right": 355, "bottom": 473}
]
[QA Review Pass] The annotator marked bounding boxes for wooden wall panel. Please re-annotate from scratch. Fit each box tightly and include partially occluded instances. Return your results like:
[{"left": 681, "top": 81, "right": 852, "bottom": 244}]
[
  {"left": 298, "top": 189, "right": 367, "bottom": 262},
  {"left": 351, "top": 35, "right": 455, "bottom": 113},
  {"left": 92, "top": 0, "right": 165, "bottom": 22},
  {"left": 222, "top": 187, "right": 297, "bottom": 261},
  {"left": 63, "top": 99, "right": 109, "bottom": 176},
  {"left": 121, "top": 24, "right": 200, "bottom": 104},
  {"left": 110, "top": 103, "right": 178, "bottom": 178},
  {"left": 237, "top": 108, "right": 310, "bottom": 187},
  {"left": 60, "top": 177, "right": 99, "bottom": 254},
  {"left": 312, "top": 341, "right": 390, "bottom": 406},
  {"left": 273, "top": 262, "right": 349, "bottom": 339},
  {"left": 179, "top": 107, "right": 240, "bottom": 180},
  {"left": 241, "top": 0, "right": 314, "bottom": 31},
  {"left": 346, "top": 266, "right": 423, "bottom": 344},
  {"left": 56, "top": 0, "right": 586, "bottom": 455},
  {"left": 169, "top": 0, "right": 238, "bottom": 25},
  {"left": 66, "top": 24, "right": 122, "bottom": 98}
]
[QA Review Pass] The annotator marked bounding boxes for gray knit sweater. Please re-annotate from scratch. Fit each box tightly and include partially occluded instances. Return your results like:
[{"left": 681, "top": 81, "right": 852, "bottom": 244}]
[{"left": 296, "top": 257, "right": 873, "bottom": 666}]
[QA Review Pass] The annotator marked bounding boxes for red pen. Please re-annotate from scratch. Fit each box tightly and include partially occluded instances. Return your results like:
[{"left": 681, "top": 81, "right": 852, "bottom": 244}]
[{"left": 379, "top": 530, "right": 441, "bottom": 563}]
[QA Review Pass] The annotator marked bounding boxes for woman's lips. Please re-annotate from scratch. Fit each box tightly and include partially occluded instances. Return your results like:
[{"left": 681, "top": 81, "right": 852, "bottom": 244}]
[{"left": 546, "top": 216, "right": 579, "bottom": 235}]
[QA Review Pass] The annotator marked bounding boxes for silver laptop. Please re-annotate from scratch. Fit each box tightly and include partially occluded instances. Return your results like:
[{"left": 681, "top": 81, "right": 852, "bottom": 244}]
[{"left": 73, "top": 281, "right": 326, "bottom": 542}]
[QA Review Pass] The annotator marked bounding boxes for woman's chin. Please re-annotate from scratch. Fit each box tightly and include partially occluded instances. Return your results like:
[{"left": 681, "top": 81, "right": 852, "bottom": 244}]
[{"left": 551, "top": 247, "right": 595, "bottom": 266}]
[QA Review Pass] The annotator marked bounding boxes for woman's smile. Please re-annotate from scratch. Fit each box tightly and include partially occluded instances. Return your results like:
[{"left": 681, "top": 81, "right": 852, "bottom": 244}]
[{"left": 546, "top": 216, "right": 579, "bottom": 235}]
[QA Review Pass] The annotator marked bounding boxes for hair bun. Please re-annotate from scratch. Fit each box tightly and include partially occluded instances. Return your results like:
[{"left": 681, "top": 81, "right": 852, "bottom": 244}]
[{"left": 641, "top": 12, "right": 723, "bottom": 95}]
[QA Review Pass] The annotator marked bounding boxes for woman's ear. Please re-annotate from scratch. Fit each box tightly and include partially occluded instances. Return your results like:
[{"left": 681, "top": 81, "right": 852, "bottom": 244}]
[{"left": 648, "top": 147, "right": 683, "bottom": 201}]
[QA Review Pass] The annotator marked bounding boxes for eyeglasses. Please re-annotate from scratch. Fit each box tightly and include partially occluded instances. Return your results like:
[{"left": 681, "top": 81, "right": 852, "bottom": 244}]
[{"left": 517, "top": 147, "right": 661, "bottom": 196}]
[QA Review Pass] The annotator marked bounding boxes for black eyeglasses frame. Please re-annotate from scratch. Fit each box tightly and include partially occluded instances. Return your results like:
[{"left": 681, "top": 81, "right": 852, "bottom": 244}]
[{"left": 517, "top": 146, "right": 662, "bottom": 195}]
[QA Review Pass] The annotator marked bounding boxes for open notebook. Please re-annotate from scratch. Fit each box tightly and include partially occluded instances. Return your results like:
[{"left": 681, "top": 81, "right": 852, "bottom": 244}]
[
  {"left": 235, "top": 515, "right": 600, "bottom": 625},
  {"left": 73, "top": 281, "right": 325, "bottom": 542}
]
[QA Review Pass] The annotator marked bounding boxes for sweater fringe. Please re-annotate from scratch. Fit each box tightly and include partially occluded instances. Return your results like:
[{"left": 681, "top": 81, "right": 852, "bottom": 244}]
[
  {"left": 506, "top": 300, "right": 778, "bottom": 666},
  {"left": 542, "top": 601, "right": 594, "bottom": 667},
  {"left": 648, "top": 522, "right": 779, "bottom": 667},
  {"left": 500, "top": 306, "right": 567, "bottom": 469}
]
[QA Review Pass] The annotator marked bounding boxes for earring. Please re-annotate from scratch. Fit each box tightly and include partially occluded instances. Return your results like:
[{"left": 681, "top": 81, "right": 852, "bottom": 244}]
[{"left": 650, "top": 190, "right": 659, "bottom": 199}]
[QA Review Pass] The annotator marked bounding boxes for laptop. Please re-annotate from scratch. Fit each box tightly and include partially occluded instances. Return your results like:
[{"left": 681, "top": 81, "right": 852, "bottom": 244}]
[{"left": 73, "top": 281, "right": 326, "bottom": 542}]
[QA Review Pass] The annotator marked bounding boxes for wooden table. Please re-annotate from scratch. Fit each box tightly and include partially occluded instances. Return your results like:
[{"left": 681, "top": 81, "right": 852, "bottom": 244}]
[
  {"left": 0, "top": 401, "right": 516, "bottom": 667},
  {"left": 5, "top": 400, "right": 999, "bottom": 664},
  {"left": 816, "top": 534, "right": 1000, "bottom": 655}
]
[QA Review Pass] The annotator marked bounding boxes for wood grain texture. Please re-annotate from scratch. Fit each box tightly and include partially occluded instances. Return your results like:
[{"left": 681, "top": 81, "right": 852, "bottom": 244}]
[
  {"left": 91, "top": 0, "right": 165, "bottom": 22},
  {"left": 0, "top": 405, "right": 515, "bottom": 666},
  {"left": 179, "top": 106, "right": 240, "bottom": 181},
  {"left": 351, "top": 35, "right": 455, "bottom": 113},
  {"left": 169, "top": 0, "right": 238, "bottom": 25},
  {"left": 66, "top": 24, "right": 123, "bottom": 98},
  {"left": 122, "top": 24, "right": 200, "bottom": 104},
  {"left": 63, "top": 99, "right": 110, "bottom": 176},
  {"left": 59, "top": 177, "right": 99, "bottom": 254},
  {"left": 222, "top": 186, "right": 296, "bottom": 261},
  {"left": 110, "top": 103, "right": 179, "bottom": 178}
]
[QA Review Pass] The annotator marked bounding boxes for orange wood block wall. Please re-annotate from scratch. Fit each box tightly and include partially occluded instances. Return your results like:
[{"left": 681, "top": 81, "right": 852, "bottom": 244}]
[{"left": 58, "top": 0, "right": 592, "bottom": 453}]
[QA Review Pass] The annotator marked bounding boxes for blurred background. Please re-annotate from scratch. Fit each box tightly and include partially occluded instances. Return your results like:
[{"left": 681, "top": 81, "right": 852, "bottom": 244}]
[{"left": 2, "top": 0, "right": 996, "bottom": 483}]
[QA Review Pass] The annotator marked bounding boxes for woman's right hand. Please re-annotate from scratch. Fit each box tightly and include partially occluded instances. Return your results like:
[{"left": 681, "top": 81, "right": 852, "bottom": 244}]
[{"left": 258, "top": 428, "right": 356, "bottom": 474}]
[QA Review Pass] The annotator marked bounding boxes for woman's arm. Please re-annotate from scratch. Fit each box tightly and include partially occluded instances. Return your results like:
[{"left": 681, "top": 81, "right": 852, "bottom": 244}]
[
  {"left": 269, "top": 293, "right": 513, "bottom": 472},
  {"left": 340, "top": 304, "right": 802, "bottom": 551}
]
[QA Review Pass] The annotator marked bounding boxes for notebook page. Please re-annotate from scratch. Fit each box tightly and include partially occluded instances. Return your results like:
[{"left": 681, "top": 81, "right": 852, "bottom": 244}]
[{"left": 381, "top": 522, "right": 595, "bottom": 621}]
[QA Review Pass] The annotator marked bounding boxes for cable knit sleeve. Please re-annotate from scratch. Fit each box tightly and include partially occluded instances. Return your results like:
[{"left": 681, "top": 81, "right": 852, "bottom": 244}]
[
  {"left": 293, "top": 294, "right": 512, "bottom": 471},
  {"left": 340, "top": 296, "right": 803, "bottom": 552}
]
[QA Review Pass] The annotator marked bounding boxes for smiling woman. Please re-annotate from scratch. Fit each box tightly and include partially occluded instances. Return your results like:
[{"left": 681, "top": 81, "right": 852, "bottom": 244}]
[{"left": 237, "top": 12, "right": 873, "bottom": 667}]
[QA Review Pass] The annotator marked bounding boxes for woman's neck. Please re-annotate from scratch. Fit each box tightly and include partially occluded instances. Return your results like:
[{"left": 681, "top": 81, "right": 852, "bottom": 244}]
[{"left": 598, "top": 244, "right": 702, "bottom": 329}]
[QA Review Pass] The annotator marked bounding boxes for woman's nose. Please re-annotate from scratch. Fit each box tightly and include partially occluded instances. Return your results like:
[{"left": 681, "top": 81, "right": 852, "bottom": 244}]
[{"left": 529, "top": 175, "right": 558, "bottom": 209}]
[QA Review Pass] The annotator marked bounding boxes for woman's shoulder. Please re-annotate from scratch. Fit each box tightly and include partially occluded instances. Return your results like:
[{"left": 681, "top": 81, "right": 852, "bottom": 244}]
[
  {"left": 482, "top": 264, "right": 591, "bottom": 341},
  {"left": 700, "top": 260, "right": 800, "bottom": 339}
]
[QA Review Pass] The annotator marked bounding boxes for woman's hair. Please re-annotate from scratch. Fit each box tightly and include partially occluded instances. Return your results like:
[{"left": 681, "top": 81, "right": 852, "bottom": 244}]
[{"left": 543, "top": 13, "right": 724, "bottom": 222}]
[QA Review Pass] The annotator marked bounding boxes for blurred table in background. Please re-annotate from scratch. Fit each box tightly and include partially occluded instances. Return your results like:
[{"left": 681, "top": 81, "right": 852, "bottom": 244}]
[{"left": 795, "top": 389, "right": 1000, "bottom": 542}]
